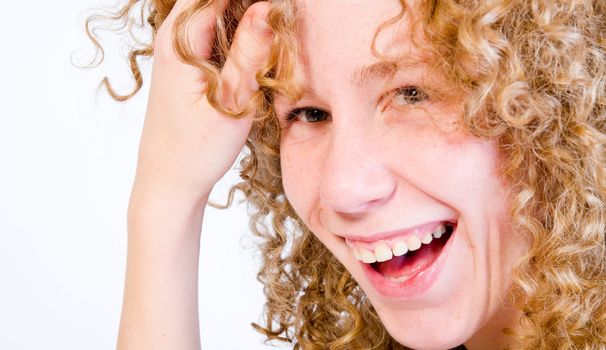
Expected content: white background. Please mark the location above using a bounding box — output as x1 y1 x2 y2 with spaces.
0 1 280 349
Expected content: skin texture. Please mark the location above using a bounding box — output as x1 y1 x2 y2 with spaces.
275 1 529 349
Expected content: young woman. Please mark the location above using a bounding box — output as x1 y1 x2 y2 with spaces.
91 0 606 348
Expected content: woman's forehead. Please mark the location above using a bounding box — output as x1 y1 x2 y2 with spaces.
294 0 415 58
283 0 433 97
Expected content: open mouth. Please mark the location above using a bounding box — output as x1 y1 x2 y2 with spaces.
371 223 454 282
347 221 456 285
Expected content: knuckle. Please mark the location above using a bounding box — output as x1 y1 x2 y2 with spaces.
243 4 264 24
153 14 216 65
233 40 261 69
244 1 270 20
231 31 270 69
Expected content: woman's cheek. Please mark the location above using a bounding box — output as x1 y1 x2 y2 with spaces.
280 141 322 223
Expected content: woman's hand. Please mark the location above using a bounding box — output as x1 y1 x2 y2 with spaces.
118 1 273 349
132 0 273 207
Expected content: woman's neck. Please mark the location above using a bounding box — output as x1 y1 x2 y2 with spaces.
464 305 524 350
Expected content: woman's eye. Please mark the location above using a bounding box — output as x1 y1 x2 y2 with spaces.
286 108 331 123
392 86 428 106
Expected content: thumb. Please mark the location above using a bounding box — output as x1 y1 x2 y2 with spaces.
218 1 273 112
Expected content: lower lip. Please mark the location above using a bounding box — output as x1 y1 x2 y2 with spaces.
360 225 457 299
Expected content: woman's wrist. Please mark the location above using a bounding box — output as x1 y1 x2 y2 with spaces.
127 178 210 237
128 183 209 214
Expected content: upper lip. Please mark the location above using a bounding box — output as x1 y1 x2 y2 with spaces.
339 219 456 244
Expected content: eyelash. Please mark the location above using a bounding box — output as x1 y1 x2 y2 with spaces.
391 86 429 107
285 107 331 123
284 86 428 123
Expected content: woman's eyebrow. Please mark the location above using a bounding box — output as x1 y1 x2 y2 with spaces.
351 61 399 87
289 61 428 103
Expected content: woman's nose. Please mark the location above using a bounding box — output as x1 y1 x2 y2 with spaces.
319 114 396 216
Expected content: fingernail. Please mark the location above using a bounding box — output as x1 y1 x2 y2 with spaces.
252 17 271 34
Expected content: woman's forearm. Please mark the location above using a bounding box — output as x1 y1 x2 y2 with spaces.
117 187 207 350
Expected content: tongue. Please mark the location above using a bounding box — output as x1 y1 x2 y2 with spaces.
375 240 444 279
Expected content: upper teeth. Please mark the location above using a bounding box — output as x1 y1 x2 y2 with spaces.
433 225 446 238
374 242 393 262
360 248 377 263
407 235 422 251
393 241 408 256
351 224 448 263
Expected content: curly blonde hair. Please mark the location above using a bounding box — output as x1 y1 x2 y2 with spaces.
87 0 606 348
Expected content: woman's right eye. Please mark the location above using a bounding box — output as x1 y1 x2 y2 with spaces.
285 107 331 123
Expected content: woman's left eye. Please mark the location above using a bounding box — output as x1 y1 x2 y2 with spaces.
285 107 331 123
391 86 428 106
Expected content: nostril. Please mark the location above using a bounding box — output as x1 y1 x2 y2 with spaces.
365 189 396 209
319 167 396 215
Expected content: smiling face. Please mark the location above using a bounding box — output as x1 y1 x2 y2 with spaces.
274 0 528 349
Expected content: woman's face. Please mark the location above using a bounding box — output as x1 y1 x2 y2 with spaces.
275 0 528 348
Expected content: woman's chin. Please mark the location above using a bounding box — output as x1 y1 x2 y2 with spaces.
378 310 474 350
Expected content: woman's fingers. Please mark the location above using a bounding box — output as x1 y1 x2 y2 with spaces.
219 1 273 111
